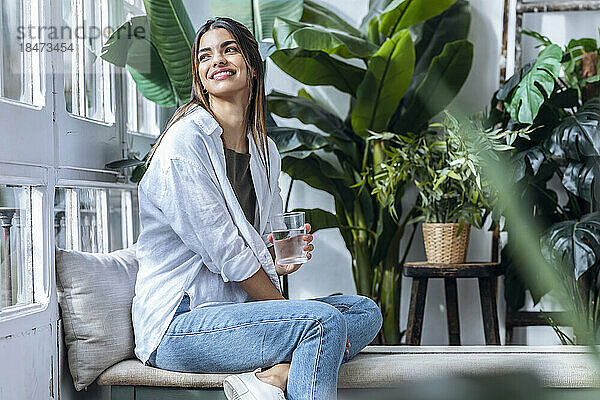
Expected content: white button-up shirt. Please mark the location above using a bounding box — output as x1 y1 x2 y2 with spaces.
132 104 283 363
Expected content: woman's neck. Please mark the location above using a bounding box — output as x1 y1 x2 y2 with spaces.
209 94 249 154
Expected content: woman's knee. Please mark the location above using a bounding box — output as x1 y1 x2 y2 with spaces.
354 295 383 329
299 300 347 338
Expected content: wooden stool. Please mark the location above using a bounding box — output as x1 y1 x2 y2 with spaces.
403 262 505 345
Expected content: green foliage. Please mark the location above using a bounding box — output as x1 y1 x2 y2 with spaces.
367 113 520 227
351 30 415 136
378 0 456 38
491 29 600 343
210 0 303 42
505 44 562 124
268 0 473 344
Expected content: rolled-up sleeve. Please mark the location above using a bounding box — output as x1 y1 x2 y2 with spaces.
158 158 261 283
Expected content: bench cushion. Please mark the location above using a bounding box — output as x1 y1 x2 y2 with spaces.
97 346 600 389
56 246 138 391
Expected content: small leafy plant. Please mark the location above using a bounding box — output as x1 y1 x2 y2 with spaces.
367 112 526 229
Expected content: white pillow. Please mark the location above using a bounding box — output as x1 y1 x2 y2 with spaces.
55 245 138 391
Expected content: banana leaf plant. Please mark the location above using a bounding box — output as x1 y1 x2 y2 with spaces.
488 31 600 344
101 0 303 173
266 0 473 343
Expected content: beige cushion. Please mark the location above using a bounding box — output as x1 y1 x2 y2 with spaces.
56 246 138 391
97 346 600 389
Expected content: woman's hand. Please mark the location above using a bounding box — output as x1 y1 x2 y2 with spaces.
269 223 314 276
345 338 351 355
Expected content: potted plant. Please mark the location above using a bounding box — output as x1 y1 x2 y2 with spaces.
366 112 518 263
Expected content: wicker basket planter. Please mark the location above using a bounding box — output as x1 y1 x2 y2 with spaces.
422 223 471 264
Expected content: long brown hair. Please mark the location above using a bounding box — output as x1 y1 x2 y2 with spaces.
145 17 270 182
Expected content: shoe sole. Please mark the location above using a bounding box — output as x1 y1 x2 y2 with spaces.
223 375 256 400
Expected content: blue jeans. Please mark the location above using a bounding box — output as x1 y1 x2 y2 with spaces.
147 293 383 400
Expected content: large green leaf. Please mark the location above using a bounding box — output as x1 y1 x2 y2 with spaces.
101 16 177 106
210 0 303 42
541 212 600 280
351 30 415 136
143 0 195 103
379 0 456 38
506 44 562 124
511 145 545 182
394 39 473 132
290 207 339 233
562 160 597 202
269 49 365 97
360 0 396 31
300 0 363 38
547 98 600 160
411 0 470 78
268 126 330 153
267 90 348 138
281 152 354 205
273 17 378 59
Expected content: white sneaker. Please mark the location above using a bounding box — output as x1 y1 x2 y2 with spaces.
223 368 287 400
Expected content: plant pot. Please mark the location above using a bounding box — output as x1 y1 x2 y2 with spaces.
422 223 471 264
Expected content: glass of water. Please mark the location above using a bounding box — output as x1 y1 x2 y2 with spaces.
269 211 308 265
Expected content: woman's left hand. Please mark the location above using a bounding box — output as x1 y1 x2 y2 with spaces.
269 223 314 276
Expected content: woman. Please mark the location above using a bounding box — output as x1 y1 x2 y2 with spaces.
132 17 383 400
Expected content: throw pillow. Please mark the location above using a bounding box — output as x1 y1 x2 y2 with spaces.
55 245 138 391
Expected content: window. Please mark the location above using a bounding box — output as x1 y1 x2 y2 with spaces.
55 186 139 253
123 1 174 137
0 0 43 105
0 184 45 311
63 0 115 122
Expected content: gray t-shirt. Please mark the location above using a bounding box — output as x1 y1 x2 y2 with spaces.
224 147 257 229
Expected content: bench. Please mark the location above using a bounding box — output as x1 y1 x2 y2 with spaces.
97 345 600 399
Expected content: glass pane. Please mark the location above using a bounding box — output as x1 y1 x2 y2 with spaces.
1 1 24 101
108 189 124 251
63 0 74 113
79 188 106 253
83 0 101 120
54 188 67 249
0 185 33 310
63 0 114 122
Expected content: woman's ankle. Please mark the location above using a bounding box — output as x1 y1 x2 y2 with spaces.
256 363 290 391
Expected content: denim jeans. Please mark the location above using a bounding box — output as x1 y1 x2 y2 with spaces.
147 293 383 400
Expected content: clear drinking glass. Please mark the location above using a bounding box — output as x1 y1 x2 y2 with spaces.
269 212 307 265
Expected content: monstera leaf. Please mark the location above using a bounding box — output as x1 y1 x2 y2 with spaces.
562 160 598 202
351 29 415 136
547 98 600 160
506 44 562 124
210 0 303 41
541 212 600 280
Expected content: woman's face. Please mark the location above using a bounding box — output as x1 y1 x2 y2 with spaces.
197 28 251 100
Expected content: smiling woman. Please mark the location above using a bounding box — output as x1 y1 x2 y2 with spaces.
132 16 382 400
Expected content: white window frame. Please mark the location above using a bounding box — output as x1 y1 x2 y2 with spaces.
0 0 44 106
